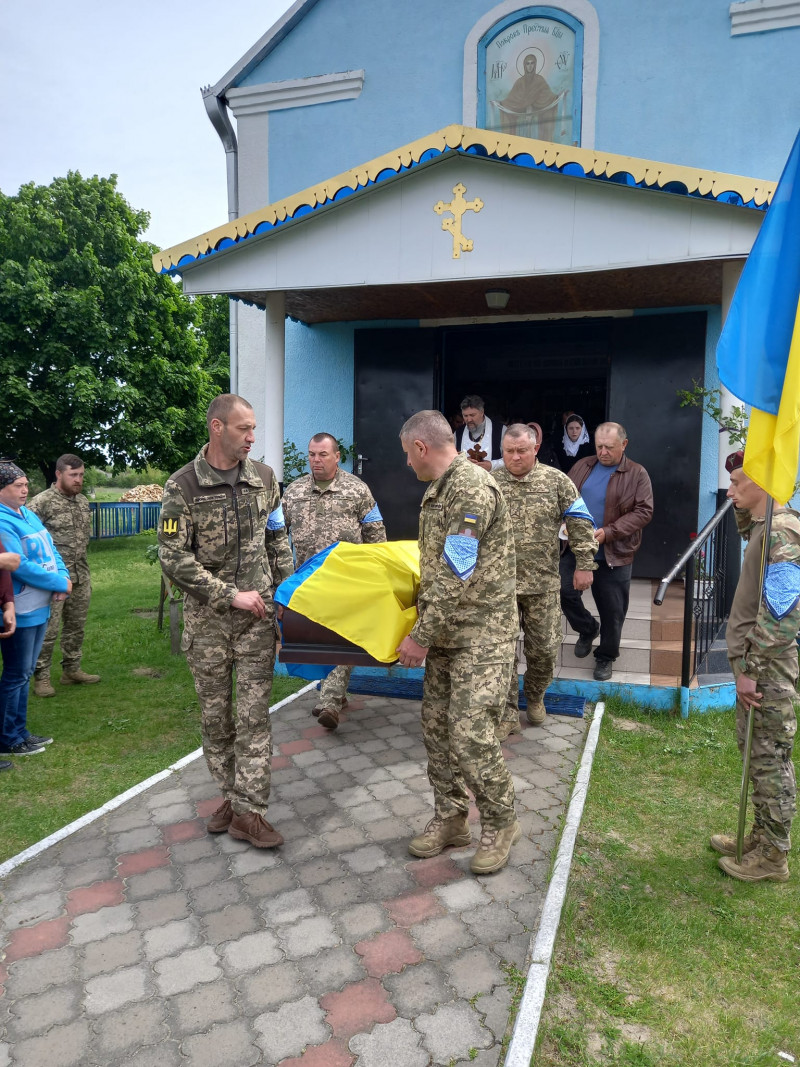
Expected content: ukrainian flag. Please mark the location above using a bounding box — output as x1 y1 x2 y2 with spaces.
275 540 420 664
716 129 800 505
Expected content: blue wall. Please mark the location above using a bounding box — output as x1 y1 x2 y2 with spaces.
240 0 800 202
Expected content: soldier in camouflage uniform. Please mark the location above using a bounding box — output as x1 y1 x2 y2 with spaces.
397 410 521 875
711 450 800 882
159 395 294 849
30 455 100 695
282 432 386 729
494 425 597 738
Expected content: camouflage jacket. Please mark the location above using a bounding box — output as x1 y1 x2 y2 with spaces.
158 447 293 614
727 506 800 680
411 453 517 649
493 462 597 594
282 469 386 566
27 486 91 584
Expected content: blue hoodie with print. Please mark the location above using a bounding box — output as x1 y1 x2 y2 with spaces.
0 502 70 627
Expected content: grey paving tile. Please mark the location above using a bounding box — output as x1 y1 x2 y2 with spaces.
179 1019 262 1067
189 880 243 915
155 945 222 995
228 847 282 877
349 1016 427 1067
341 845 389 874
279 915 340 959
168 978 240 1036
0 866 65 904
70 903 135 945
262 887 316 926
241 865 296 900
445 947 506 998
312 875 365 911
11 1019 91 1067
6 983 82 1039
143 916 201 961
6 945 78 996
416 1002 494 1062
322 826 368 852
433 880 491 913
2 890 65 928
180 857 229 890
202 903 263 946
295 856 346 887
475 984 515 1040
277 835 329 865
220 930 282 973
62 857 116 890
383 961 455 1017
335 902 391 942
461 902 526 943
125 865 179 901
235 960 305 1013
111 826 161 853
79 931 144 979
125 1041 183 1067
410 914 476 960
135 891 191 929
90 998 169 1056
84 964 150 1015
253 996 329 1061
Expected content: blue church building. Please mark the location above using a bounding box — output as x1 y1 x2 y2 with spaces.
154 0 800 579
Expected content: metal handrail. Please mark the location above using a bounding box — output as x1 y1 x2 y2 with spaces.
654 498 733 605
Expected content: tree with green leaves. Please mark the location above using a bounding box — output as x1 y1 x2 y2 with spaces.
0 172 228 484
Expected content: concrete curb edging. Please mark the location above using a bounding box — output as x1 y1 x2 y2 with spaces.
504 700 606 1066
0 680 319 881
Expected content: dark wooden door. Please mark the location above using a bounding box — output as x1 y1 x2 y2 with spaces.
609 312 707 578
354 328 439 540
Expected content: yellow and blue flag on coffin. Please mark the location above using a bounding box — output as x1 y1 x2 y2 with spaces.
275 540 420 666
716 129 800 505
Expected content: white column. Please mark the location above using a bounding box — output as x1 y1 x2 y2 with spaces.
718 260 744 489
263 291 286 480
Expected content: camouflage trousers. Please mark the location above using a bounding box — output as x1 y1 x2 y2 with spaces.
317 665 352 713
731 657 797 851
421 641 517 830
500 590 561 731
183 600 276 817
35 579 92 676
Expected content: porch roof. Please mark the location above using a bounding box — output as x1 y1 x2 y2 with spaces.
152 125 775 279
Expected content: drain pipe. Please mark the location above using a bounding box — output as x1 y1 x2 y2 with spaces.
202 88 239 394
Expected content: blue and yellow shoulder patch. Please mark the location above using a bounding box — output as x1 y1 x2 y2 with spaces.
443 533 479 581
361 503 383 524
267 504 285 531
763 560 800 620
563 496 595 526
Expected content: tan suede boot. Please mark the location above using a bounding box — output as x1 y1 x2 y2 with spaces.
408 814 471 858
710 824 763 857
60 669 101 685
718 841 790 882
526 701 547 725
470 820 522 875
33 674 56 698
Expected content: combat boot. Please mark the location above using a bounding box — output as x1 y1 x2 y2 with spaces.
61 669 101 685
206 798 234 833
495 718 520 742
710 824 763 857
526 701 547 725
33 673 56 698
228 811 284 848
718 840 790 882
317 707 339 730
408 814 471 858
470 820 522 875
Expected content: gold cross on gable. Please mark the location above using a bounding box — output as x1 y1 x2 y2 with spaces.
433 182 484 259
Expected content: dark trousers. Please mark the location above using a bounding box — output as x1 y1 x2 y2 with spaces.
560 549 632 661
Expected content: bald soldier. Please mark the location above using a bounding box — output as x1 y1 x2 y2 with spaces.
397 410 520 875
493 424 597 737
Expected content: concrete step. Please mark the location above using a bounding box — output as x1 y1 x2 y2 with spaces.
559 635 651 674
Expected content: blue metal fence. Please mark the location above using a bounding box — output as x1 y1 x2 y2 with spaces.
89 502 162 539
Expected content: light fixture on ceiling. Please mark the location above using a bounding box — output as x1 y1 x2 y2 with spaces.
485 288 510 310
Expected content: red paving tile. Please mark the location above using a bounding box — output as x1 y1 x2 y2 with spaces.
271 755 292 770
407 854 465 888
301 725 332 740
66 879 125 916
468 802 481 825
354 929 422 978
195 796 225 818
504 731 524 745
384 889 444 928
2 916 71 963
117 846 171 878
501 745 518 760
161 819 206 845
280 739 314 756
320 977 396 1039
279 1039 354 1067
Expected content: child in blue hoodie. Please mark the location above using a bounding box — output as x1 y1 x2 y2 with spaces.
0 461 71 756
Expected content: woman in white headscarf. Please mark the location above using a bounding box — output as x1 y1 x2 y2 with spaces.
553 413 593 473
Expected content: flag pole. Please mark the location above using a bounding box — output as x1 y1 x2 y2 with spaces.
735 494 774 863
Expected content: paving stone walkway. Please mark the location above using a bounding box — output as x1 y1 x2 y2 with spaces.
0 689 587 1067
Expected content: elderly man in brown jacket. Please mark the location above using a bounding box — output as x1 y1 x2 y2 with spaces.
559 422 653 681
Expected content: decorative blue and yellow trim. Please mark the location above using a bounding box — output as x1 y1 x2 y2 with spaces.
152 125 776 275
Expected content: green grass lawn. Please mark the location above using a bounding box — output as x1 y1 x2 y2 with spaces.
533 698 800 1066
2 533 304 863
